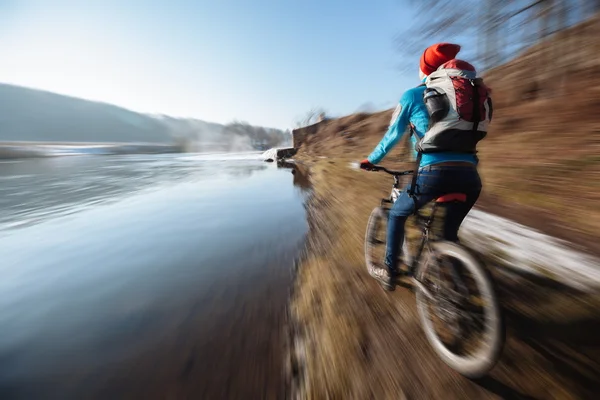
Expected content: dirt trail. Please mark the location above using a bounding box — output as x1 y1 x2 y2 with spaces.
290 158 600 400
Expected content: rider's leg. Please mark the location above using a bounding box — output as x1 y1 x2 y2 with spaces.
385 169 442 271
441 167 482 242
384 191 413 271
443 194 480 242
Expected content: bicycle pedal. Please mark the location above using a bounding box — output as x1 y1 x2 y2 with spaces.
394 275 414 289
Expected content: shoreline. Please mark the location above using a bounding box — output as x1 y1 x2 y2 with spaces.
289 156 600 399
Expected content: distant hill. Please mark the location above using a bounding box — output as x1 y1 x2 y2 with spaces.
0 83 290 149
0 84 171 143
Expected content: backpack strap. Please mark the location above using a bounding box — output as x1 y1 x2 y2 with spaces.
407 84 426 212
407 123 422 214
471 79 480 133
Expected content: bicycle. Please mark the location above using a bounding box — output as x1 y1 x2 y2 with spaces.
363 164 504 378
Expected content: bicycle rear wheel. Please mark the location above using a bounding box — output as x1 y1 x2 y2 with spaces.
415 241 504 378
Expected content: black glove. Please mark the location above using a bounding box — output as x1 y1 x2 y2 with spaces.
360 159 375 170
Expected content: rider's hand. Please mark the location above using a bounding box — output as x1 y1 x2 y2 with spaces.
360 159 375 171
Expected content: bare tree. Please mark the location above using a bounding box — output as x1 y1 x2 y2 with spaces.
395 0 592 73
395 0 478 71
223 121 289 149
294 107 328 128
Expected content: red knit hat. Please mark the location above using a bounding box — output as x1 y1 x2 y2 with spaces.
420 43 461 76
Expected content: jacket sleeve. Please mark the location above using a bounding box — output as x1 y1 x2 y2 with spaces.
367 91 413 164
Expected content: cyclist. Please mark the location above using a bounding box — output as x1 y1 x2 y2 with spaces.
360 43 483 291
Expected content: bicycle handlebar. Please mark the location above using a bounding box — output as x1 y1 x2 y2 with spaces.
363 165 414 176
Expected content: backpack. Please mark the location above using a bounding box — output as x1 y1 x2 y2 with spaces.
417 59 493 154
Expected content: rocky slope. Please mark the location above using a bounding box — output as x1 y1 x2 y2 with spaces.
292 15 600 254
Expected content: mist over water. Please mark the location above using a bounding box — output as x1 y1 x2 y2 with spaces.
155 116 291 153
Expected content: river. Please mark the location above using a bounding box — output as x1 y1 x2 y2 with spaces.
0 152 308 399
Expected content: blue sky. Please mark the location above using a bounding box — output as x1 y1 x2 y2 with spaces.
0 0 428 129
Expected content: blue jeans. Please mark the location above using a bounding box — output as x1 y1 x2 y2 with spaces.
385 165 482 270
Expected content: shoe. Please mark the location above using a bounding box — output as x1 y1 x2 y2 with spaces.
370 264 398 292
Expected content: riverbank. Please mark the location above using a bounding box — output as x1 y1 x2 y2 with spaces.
289 156 600 399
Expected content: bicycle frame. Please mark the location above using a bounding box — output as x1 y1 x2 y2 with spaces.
366 164 463 298
391 196 459 302
380 175 403 206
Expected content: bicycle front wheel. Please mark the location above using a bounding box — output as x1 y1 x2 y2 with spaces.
415 241 504 378
366 207 414 275
364 207 388 277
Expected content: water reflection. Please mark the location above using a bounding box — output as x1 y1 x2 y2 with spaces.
221 163 268 178
277 160 311 191
0 154 275 231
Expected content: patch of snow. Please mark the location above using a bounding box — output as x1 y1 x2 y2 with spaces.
461 209 600 291
261 148 279 162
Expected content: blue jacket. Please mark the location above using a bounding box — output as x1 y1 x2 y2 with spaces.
367 85 478 168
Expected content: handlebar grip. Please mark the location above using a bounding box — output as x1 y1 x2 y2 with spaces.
359 163 378 171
